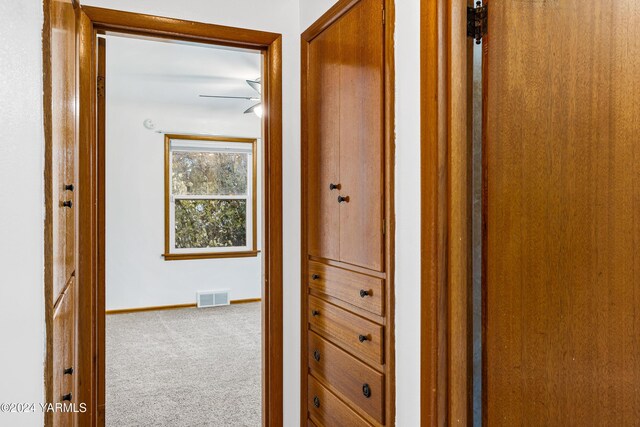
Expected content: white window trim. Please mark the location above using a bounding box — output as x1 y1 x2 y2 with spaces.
167 138 254 255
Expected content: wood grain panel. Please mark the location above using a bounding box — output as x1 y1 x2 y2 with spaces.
308 331 385 423
338 0 385 272
308 375 372 427
306 20 341 262
308 295 383 366
484 0 640 424
52 281 75 427
308 260 384 316
50 0 77 305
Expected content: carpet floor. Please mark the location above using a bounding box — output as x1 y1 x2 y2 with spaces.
106 303 261 427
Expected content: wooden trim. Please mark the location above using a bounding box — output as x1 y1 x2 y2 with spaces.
231 298 262 305
301 0 361 41
162 251 260 261
300 0 395 425
105 298 262 315
42 1 54 425
420 0 473 425
81 6 279 49
76 8 283 426
106 303 196 315
163 134 258 259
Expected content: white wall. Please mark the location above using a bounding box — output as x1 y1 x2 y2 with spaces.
299 1 422 425
105 37 264 311
83 0 302 424
0 2 46 427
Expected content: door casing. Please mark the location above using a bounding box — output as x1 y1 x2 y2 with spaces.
74 6 284 426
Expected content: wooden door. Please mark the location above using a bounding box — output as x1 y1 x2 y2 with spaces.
306 0 384 271
52 280 75 427
338 0 384 272
483 0 640 424
307 18 341 263
50 0 77 304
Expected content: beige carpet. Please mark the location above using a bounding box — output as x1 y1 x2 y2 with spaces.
106 303 261 426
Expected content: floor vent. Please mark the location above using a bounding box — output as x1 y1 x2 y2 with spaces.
197 290 230 308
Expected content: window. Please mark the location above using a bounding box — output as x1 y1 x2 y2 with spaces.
164 135 257 260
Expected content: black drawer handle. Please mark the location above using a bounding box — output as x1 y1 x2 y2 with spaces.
337 195 349 203
362 383 371 398
358 334 369 343
313 350 321 362
312 310 320 317
329 183 340 190
63 367 74 375
311 274 320 280
359 289 370 298
62 200 73 208
313 396 320 408
62 393 72 402
64 184 74 191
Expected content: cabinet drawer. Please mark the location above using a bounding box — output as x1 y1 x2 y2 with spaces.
308 261 384 316
308 295 383 366
308 375 371 427
308 331 384 423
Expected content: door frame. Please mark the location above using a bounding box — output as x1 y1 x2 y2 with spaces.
75 7 283 426
300 0 396 425
420 0 473 425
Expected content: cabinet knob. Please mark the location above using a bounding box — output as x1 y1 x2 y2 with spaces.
62 393 72 402
337 195 349 203
362 383 372 398
63 367 74 375
64 184 74 191
329 183 340 190
359 289 370 298
312 310 320 317
358 334 369 343
313 396 320 408
311 274 320 280
313 350 321 362
62 200 73 208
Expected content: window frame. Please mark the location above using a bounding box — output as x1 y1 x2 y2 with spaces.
163 134 258 261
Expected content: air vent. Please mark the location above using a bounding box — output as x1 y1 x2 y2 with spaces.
197 290 230 308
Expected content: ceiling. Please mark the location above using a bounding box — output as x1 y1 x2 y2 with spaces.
106 34 262 113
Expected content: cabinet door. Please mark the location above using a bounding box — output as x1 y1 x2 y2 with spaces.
52 280 75 427
338 0 385 272
51 0 77 303
307 20 341 262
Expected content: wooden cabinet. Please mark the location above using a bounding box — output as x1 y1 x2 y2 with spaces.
50 0 77 304
302 0 392 425
46 0 79 424
52 281 75 427
306 0 384 273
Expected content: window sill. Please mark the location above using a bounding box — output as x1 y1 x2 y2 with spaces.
162 250 260 261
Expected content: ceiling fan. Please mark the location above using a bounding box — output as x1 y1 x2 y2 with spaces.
199 78 262 117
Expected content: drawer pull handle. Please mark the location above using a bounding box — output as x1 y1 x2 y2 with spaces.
313 350 321 362
329 183 340 190
311 274 320 280
359 289 370 298
62 393 72 402
312 310 320 317
62 200 73 208
313 396 320 408
358 334 369 343
63 367 74 375
362 383 371 398
64 184 74 191
337 195 349 203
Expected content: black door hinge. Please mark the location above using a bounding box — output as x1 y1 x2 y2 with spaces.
467 2 487 44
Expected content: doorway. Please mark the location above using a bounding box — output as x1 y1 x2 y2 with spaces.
101 33 265 425
74 7 283 426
